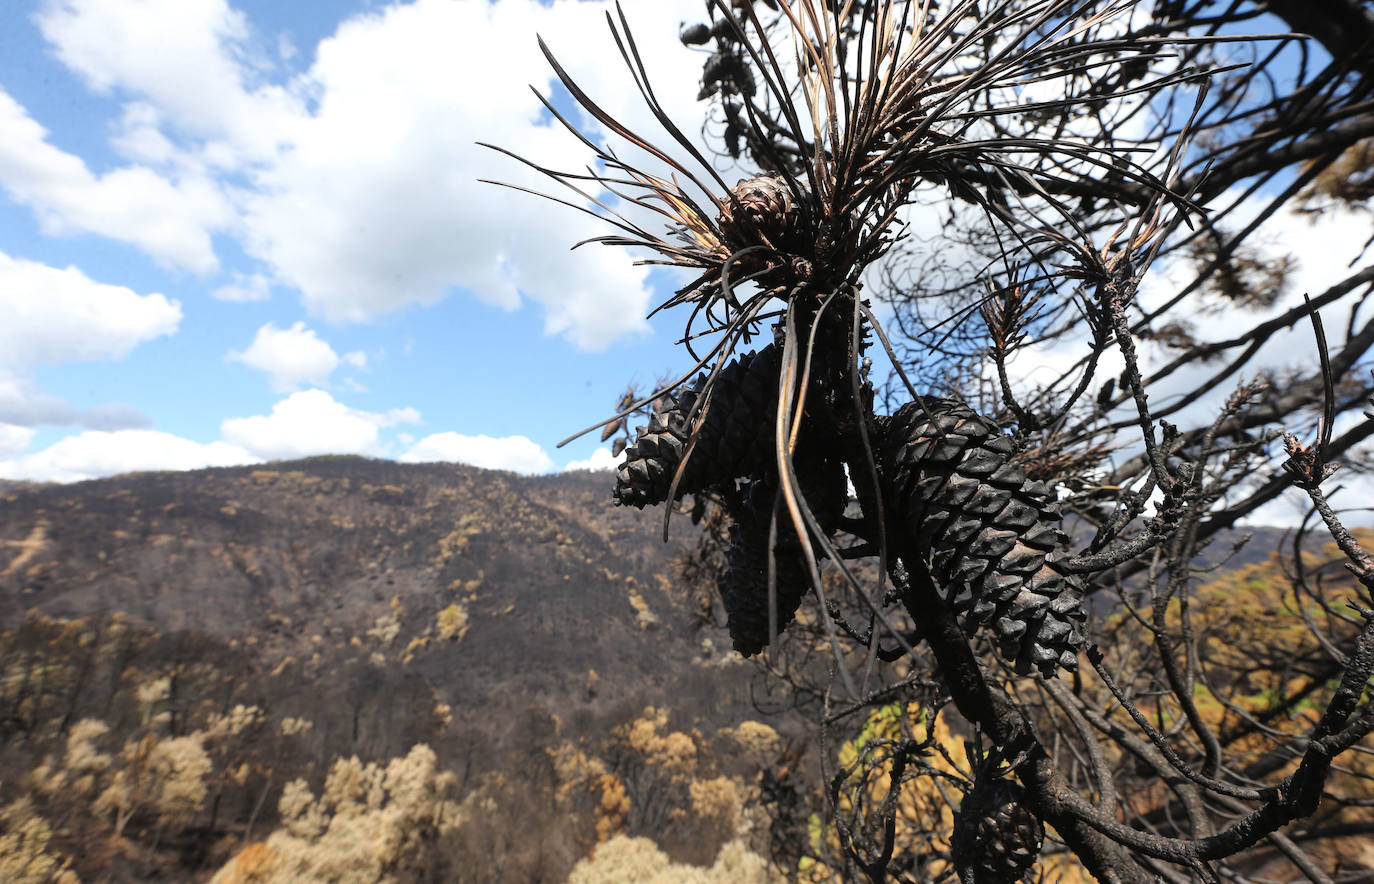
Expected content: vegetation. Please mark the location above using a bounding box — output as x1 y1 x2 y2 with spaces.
0 459 798 881
0 610 793 881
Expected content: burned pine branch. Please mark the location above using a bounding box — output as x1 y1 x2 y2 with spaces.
489 0 1374 880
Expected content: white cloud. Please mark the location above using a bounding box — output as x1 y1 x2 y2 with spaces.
234 0 682 346
110 102 177 165
0 250 182 371
0 423 597 484
221 389 419 460
34 0 301 162
0 385 439 482
228 321 349 392
0 88 229 272
1007 193 1374 435
213 272 272 302
0 424 36 459
562 447 619 472
997 194 1374 528
31 0 707 349
1241 474 1374 529
400 432 553 475
0 251 172 431
0 429 256 483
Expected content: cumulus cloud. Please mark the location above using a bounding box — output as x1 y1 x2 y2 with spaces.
1242 478 1374 528
0 251 173 431
228 322 354 392
110 101 179 165
0 374 152 430
0 250 182 370
399 432 554 475
997 194 1374 528
0 88 229 272
0 388 432 482
1004 193 1372 422
1127 195 1374 434
30 0 707 349
221 389 419 460
234 0 681 345
34 0 301 161
0 424 36 459
0 419 562 482
562 447 619 472
0 429 256 484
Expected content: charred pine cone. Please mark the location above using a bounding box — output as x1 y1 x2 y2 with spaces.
717 173 806 252
720 479 810 656
951 777 1043 884
613 344 781 509
716 174 813 286
884 398 1086 678
720 450 847 656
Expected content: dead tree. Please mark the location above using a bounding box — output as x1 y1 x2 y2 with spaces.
491 1 1374 880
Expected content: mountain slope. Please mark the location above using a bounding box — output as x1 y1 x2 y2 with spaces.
0 457 746 728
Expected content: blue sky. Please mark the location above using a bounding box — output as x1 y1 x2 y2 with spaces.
0 0 715 481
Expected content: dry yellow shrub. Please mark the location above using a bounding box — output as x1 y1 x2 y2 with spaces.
206 705 263 740
434 703 453 728
367 612 401 647
149 735 214 827
210 744 463 884
0 799 71 884
689 776 741 836
594 774 630 843
567 835 781 884
278 717 313 737
720 721 781 766
95 732 212 834
30 718 111 799
212 842 279 884
549 744 608 804
803 703 969 881
135 677 170 724
1034 849 1096 883
626 587 659 628
64 719 112 777
622 707 697 779
436 603 468 641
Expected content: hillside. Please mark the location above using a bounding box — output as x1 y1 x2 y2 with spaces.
0 457 748 721
0 455 1306 674
0 458 789 882
0 457 1335 882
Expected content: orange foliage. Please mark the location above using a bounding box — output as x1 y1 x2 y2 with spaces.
594 773 630 843
212 842 279 884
